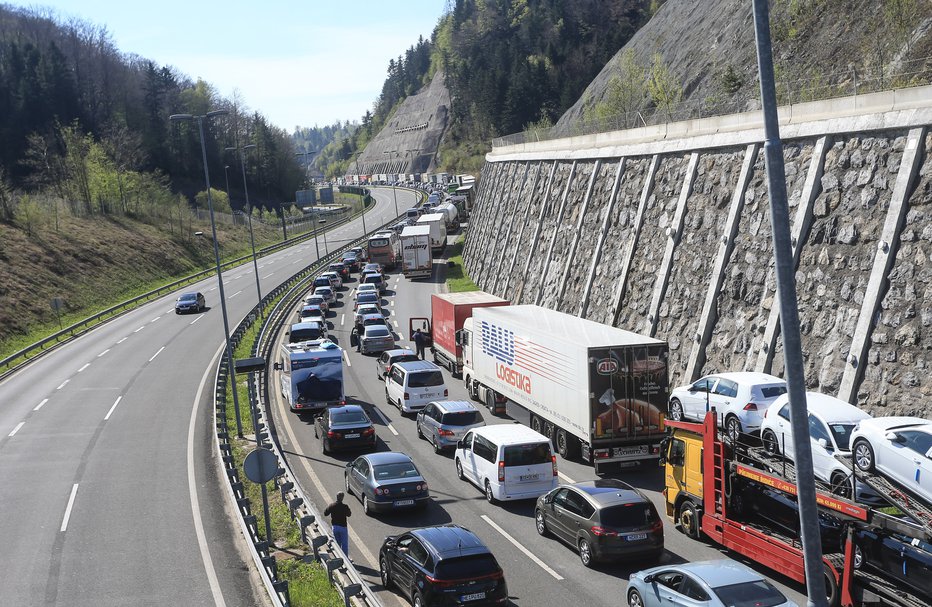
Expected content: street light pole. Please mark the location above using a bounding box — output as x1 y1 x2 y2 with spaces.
223 165 231 223
227 143 263 318
352 151 368 236
319 219 328 255
384 150 400 218
170 110 244 438
311 213 321 261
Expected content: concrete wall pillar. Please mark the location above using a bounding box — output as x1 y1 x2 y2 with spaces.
511 162 559 301
579 159 626 317
476 162 530 290
684 144 760 381
838 127 927 403
492 162 542 296
610 155 661 326
755 135 831 372
464 162 503 273
534 161 578 305
557 161 602 307
646 153 700 336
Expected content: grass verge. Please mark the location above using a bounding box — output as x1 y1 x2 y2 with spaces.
444 235 479 292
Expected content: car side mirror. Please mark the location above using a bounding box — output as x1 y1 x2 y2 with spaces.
273 362 282 371
643 574 655 584
817 438 829 450
457 440 465 449
885 432 905 443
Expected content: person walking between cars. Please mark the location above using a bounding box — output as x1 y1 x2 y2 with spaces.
324 491 352 558
413 328 426 360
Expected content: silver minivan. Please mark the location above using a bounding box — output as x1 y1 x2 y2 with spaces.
416 400 486 453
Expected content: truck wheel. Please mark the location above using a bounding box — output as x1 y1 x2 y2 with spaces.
556 429 579 460
484 390 496 414
530 415 543 435
677 501 701 540
824 563 840 607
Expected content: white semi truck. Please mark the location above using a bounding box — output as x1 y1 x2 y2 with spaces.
416 213 447 252
459 304 670 470
400 225 432 279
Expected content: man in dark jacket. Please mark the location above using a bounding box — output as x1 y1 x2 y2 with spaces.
413 328 426 360
324 491 352 558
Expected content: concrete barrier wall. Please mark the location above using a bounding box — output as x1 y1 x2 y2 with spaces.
466 94 932 416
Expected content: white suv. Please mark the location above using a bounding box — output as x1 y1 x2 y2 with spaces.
669 371 787 440
760 392 878 501
385 360 447 414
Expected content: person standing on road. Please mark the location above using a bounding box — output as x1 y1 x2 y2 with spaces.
413 328 426 360
324 491 352 558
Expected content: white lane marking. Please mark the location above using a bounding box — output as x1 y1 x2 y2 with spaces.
57 380 69 390
190 315 204 325
229 290 242 298
371 407 399 436
558 471 576 484
340 314 345 326
133 326 145 333
292 260 301 265
8 422 25 437
97 349 110 358
104 396 123 421
208 287 217 292
342 351 352 367
481 514 564 580
263 273 274 279
149 346 165 362
77 363 90 373
393 320 399 328
397 332 405 341
167 308 175 314
116 337 127 344
151 316 161 323
190 341 228 606
34 398 49 411
60 484 79 532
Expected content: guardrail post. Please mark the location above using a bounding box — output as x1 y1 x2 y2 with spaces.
343 583 363 607
322 555 344 586
311 535 329 561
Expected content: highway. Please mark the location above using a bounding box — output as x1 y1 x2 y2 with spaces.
267 234 812 607
0 187 420 606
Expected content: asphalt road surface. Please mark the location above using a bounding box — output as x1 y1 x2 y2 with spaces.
0 187 420 606
267 232 812 607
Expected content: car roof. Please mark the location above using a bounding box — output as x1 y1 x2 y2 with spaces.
361 313 384 320
357 293 379 300
363 451 414 466
384 348 416 357
411 525 490 559
706 371 785 385
431 400 479 413
363 324 391 334
471 423 550 444
179 292 200 298
568 479 649 507
770 391 871 423
329 404 365 416
657 560 765 587
291 321 322 330
394 360 442 373
858 417 932 433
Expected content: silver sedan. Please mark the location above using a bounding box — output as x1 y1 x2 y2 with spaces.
627 560 797 607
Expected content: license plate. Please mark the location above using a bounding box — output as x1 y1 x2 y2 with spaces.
344 433 360 439
519 474 540 481
462 592 486 601
394 499 414 506
614 446 648 457
627 533 648 541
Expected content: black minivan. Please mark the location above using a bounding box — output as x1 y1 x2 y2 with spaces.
380 525 507 606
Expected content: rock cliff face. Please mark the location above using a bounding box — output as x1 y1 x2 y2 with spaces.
465 95 932 417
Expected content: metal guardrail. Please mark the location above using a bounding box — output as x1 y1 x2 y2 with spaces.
0 203 372 380
214 189 424 606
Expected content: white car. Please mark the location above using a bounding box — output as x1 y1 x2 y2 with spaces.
669 372 787 440
302 293 329 313
313 286 335 305
850 417 932 505
320 271 343 289
354 283 378 300
760 392 878 501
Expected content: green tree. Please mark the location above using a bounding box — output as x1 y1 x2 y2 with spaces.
646 53 683 121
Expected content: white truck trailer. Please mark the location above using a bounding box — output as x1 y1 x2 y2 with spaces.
459 305 670 470
400 225 432 279
416 212 447 252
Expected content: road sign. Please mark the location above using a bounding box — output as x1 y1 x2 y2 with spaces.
244 448 278 484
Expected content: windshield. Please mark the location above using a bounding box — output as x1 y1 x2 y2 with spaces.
331 409 368 424
366 327 390 337
290 328 321 342
373 462 419 480
179 294 197 301
713 580 787 607
369 238 389 248
755 384 788 399
441 411 482 426
407 371 443 387
503 443 551 466
828 423 857 450
358 294 378 303
291 359 342 403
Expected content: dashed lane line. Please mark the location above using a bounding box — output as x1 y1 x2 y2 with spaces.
342 351 352 367
34 398 48 411
133 326 145 333
481 514 564 580
263 273 274 279
370 407 399 436
229 290 242 298
77 363 90 373
8 422 25 437
57 380 69 390
558 471 576 484
190 315 205 325
97 349 110 358
60 484 79 532
104 396 123 421
150 316 161 323
116 337 127 344
149 346 165 362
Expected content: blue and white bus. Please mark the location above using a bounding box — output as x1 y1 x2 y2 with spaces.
277 340 345 413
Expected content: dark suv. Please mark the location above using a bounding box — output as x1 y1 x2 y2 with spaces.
535 479 664 567
380 525 507 606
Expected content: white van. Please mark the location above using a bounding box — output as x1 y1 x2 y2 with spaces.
454 424 558 503
384 360 448 414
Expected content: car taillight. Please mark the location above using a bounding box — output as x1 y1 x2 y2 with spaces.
362 427 375 436
443 389 448 397
744 402 758 411
416 483 428 492
327 431 338 439
404 392 410 400
438 429 455 437
424 575 458 588
552 455 558 476
590 526 618 537
374 486 389 496
498 461 505 482
650 518 664 532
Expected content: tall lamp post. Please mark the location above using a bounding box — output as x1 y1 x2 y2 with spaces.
170 109 244 438
351 151 368 236
227 143 263 317
384 150 400 218
319 219 328 255
223 165 232 222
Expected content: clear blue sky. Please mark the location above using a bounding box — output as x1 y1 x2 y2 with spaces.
9 1 447 132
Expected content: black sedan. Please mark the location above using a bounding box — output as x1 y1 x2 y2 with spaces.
314 405 376 454
344 452 429 515
854 528 932 602
175 292 205 314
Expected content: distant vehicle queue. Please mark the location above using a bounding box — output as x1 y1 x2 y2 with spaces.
266 189 931 607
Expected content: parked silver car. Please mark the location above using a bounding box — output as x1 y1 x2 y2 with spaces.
359 324 394 355
416 400 486 453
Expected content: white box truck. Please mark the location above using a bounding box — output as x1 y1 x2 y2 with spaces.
416 212 447 252
400 225 432 279
459 305 670 471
